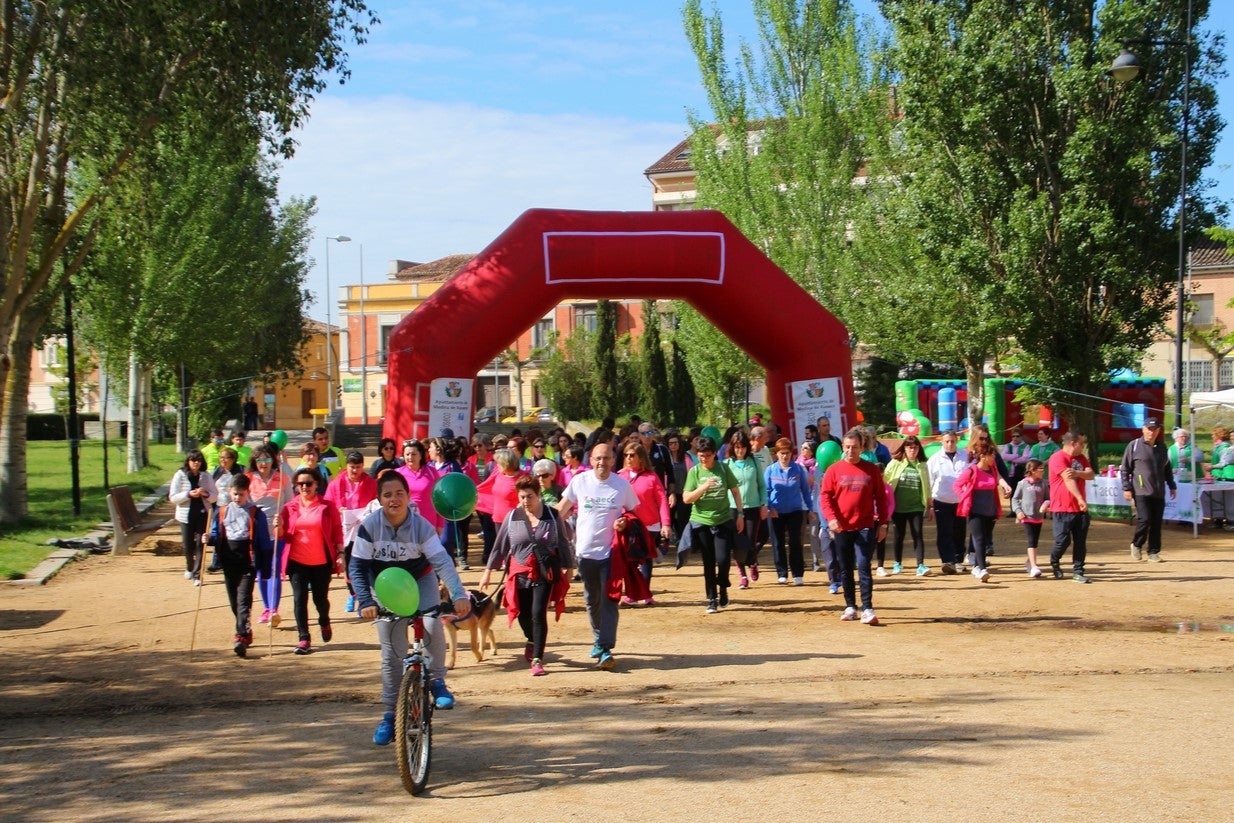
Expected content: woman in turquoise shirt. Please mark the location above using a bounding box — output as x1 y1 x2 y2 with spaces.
724 431 767 589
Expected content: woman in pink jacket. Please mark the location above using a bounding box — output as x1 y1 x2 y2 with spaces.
617 440 672 605
954 442 1001 584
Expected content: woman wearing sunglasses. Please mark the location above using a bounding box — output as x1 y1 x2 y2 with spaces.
368 437 404 478
278 467 344 654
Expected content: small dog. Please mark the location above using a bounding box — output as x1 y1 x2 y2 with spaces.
439 584 498 669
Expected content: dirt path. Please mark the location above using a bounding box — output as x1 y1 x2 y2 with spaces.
1 515 1232 822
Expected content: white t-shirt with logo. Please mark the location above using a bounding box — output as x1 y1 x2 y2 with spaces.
562 470 640 561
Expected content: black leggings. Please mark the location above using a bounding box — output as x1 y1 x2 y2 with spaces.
180 515 207 577
516 580 551 660
891 510 926 565
286 559 331 642
772 510 805 578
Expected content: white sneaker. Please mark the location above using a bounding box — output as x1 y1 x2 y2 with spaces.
1130 542 1142 561
777 576 788 584
792 576 804 586
972 566 990 582
875 566 888 577
840 606 858 621
184 571 193 580
193 578 202 587
860 608 878 625
1028 566 1043 578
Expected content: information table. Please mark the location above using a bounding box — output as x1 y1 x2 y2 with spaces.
1088 477 1234 529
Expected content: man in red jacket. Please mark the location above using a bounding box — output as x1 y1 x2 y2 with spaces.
819 429 889 625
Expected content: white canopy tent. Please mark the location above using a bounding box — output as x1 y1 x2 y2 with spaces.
1187 390 1234 535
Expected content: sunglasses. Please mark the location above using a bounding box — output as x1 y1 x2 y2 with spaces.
295 481 316 488
257 458 272 463
535 473 552 479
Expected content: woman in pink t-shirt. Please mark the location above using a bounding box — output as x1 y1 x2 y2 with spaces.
279 467 344 655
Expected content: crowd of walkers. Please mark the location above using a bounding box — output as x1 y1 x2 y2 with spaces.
171 413 1177 745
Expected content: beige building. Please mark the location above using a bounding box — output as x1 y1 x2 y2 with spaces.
1144 238 1234 394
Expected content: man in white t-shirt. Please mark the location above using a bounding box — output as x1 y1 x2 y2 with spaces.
557 442 639 671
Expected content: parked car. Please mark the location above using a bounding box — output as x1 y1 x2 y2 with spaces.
474 406 515 425
501 407 549 424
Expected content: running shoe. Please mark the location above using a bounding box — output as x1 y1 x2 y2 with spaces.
860 608 878 625
321 623 333 643
429 679 455 709
941 563 957 575
738 576 749 590
1028 565 1043 578
840 606 858 621
875 566 888 577
642 598 656 606
916 564 931 576
792 576 804 586
777 576 788 584
829 583 840 594
258 609 271 624
233 635 248 657
972 566 990 583
589 642 604 659
597 651 616 670
892 562 903 574
345 595 356 613
1130 542 1142 561
705 599 718 614
750 564 760 581
373 712 395 746
1051 562 1063 580
621 596 636 605
294 639 311 655
1148 553 1164 563
1073 572 1091 584
530 658 546 676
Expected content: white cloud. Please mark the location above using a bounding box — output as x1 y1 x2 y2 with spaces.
276 95 688 317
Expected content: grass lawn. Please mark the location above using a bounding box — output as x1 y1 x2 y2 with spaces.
0 441 182 580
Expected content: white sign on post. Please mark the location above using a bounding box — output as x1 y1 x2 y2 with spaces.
429 378 473 438
789 377 845 445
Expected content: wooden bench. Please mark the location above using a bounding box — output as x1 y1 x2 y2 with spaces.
107 486 169 556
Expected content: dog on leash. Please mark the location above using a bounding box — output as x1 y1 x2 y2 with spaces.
439 584 498 669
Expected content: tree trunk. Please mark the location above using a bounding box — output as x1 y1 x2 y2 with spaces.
0 324 36 523
142 366 154 464
127 350 144 472
964 359 985 432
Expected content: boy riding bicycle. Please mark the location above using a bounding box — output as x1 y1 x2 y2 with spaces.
350 471 470 745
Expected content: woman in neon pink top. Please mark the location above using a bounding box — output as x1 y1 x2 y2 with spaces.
279 467 344 654
954 442 1001 583
617 440 671 605
397 439 443 533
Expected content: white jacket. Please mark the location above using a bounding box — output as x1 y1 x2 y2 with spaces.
169 469 218 524
927 448 969 504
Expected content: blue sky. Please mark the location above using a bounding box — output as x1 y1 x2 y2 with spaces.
277 1 1234 324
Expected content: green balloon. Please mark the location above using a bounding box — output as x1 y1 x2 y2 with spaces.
701 425 721 442
815 440 842 470
432 472 478 521
269 429 288 449
373 567 420 616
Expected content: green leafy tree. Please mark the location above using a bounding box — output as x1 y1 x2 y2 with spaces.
78 125 315 467
675 304 756 424
680 0 893 413
668 338 699 428
878 0 1224 457
0 0 374 522
638 301 672 426
538 329 596 422
592 301 620 419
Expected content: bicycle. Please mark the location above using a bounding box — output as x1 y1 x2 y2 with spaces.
388 603 448 795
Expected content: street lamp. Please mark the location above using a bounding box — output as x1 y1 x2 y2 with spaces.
325 234 351 416
358 243 369 425
1110 1 1192 425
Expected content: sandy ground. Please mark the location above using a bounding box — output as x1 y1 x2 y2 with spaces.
1 513 1232 823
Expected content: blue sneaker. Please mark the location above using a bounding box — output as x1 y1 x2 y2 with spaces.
345 595 356 613
589 642 604 659
373 712 395 746
597 651 616 670
429 679 455 710
829 583 840 594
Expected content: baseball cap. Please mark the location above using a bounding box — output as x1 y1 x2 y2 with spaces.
1143 418 1162 429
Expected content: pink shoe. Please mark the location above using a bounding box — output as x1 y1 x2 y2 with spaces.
620 596 636 605
642 597 655 606
530 659 546 676
257 609 271 624
738 576 749 589
750 564 760 581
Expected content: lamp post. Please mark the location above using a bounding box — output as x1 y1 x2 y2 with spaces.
358 243 368 425
324 234 351 416
1110 0 1192 425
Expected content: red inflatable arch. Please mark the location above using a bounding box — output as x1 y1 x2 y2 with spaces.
384 209 854 441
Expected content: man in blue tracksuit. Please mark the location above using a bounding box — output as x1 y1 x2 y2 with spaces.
1119 417 1176 563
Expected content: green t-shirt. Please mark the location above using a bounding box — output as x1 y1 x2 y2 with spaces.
685 462 738 525
893 464 924 513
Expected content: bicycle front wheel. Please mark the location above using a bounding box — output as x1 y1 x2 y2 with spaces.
394 665 433 795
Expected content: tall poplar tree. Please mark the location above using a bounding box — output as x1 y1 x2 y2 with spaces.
592 300 620 418
876 0 1224 450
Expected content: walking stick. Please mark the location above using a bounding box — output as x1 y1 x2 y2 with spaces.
189 503 214 662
